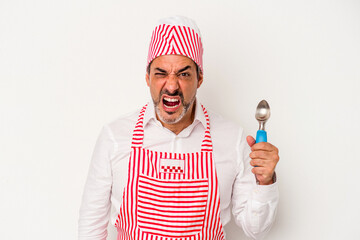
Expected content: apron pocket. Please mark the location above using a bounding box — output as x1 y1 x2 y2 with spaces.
137 174 209 238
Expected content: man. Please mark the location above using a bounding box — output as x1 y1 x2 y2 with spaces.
79 16 279 240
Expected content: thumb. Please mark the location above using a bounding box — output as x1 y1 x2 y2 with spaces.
246 135 256 148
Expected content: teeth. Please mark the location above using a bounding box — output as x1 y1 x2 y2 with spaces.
164 97 179 102
164 104 178 108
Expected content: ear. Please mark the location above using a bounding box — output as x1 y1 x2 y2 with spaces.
197 71 203 88
146 72 150 87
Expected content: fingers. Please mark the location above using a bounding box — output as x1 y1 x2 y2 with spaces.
246 135 256 147
249 142 280 185
250 151 279 168
250 151 279 162
251 142 279 153
251 166 268 176
251 166 274 184
250 158 277 171
250 158 267 167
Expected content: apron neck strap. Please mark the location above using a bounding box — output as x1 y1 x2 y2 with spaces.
131 104 213 152
200 104 213 152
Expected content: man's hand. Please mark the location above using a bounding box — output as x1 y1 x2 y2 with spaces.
246 136 279 185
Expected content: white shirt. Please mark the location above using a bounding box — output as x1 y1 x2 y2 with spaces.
78 100 279 240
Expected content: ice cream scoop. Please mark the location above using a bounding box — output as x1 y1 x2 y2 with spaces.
255 100 271 143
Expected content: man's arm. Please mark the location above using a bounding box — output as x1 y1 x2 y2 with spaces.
78 126 114 240
231 131 279 240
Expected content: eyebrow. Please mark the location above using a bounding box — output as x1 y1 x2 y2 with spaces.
177 66 191 73
154 66 192 74
154 68 167 73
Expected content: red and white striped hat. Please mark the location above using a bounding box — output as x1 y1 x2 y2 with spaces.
147 16 204 72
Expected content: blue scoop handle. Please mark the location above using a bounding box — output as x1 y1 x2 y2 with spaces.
256 130 267 143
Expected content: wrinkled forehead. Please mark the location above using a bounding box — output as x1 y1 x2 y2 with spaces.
151 55 196 68
148 55 199 75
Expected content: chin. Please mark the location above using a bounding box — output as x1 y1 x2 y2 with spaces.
156 107 186 125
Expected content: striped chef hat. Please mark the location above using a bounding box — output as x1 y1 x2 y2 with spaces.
147 16 204 73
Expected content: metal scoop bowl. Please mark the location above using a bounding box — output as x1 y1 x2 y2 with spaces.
255 100 271 143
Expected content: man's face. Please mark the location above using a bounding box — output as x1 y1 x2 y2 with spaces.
146 55 203 125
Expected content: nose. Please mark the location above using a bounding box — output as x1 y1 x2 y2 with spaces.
165 74 179 94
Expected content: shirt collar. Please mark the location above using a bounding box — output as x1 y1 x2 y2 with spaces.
143 98 207 129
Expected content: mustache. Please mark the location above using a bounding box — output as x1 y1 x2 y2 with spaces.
160 90 184 104
161 90 183 97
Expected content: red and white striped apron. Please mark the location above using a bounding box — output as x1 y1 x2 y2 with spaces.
115 104 225 240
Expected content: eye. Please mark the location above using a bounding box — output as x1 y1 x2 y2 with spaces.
155 72 166 77
180 72 190 77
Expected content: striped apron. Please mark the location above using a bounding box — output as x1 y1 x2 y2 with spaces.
115 104 225 240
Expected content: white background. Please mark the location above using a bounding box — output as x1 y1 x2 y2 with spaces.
1 0 359 239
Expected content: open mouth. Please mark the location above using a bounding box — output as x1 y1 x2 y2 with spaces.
162 96 181 110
